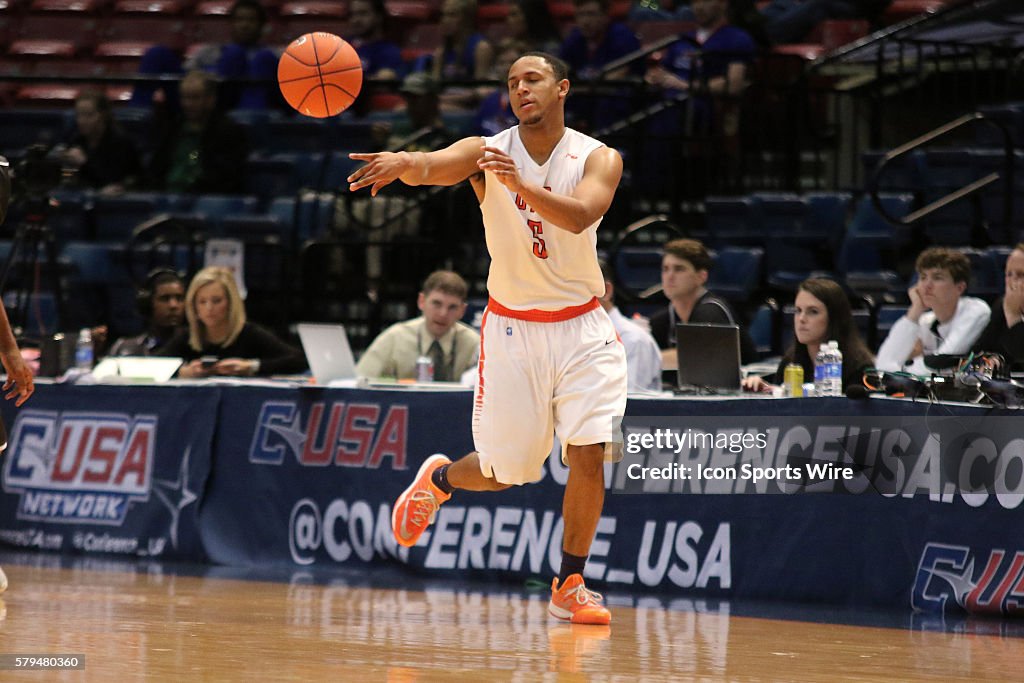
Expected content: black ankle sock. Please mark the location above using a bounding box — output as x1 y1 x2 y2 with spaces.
431 464 454 495
558 551 588 584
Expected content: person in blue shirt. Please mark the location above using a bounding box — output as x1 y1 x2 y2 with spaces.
643 0 756 195
347 0 404 80
558 0 642 131
131 0 279 111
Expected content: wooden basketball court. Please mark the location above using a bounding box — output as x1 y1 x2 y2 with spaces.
0 557 1022 681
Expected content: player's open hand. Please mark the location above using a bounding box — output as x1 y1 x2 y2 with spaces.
1 348 34 406
347 151 411 196
478 146 523 193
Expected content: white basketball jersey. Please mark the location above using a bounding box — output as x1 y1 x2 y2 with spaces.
480 126 607 311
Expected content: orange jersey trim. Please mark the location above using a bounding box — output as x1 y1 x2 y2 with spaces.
487 297 600 323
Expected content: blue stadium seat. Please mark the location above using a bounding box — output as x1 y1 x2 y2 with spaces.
706 196 762 246
976 104 1024 148
843 270 905 300
61 241 128 284
955 247 1001 299
921 196 974 246
228 109 272 151
270 151 327 191
335 120 379 152
245 156 298 197
921 148 976 190
747 303 777 357
265 118 333 153
320 151 362 192
48 188 92 241
93 192 161 241
219 214 289 239
847 193 914 242
192 194 259 220
709 247 763 303
862 149 922 193
989 245 1014 274
805 191 852 246
614 246 662 294
0 108 70 153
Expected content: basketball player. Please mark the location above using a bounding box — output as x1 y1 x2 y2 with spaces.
348 52 627 625
0 156 37 593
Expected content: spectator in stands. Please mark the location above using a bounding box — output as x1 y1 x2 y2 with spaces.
559 0 642 130
642 0 757 195
132 0 278 111
347 0 405 80
507 0 563 54
973 243 1024 372
599 259 662 391
60 90 142 196
385 72 452 150
474 39 529 136
646 0 756 100
146 71 249 194
648 238 758 368
416 0 494 110
356 270 479 381
876 247 991 375
743 277 874 392
759 0 891 45
106 269 186 357
157 266 306 378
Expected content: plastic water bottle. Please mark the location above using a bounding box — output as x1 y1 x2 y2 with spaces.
814 344 829 396
827 340 843 397
75 327 94 370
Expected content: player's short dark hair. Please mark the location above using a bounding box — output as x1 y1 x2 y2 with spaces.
518 51 570 82
915 247 971 285
422 270 469 301
663 238 713 273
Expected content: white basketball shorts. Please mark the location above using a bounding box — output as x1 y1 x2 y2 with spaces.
471 297 628 485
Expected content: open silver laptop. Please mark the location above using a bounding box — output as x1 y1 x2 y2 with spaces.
675 323 742 394
92 356 183 383
297 323 357 384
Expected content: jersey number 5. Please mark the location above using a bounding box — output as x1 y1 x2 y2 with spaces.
528 219 548 259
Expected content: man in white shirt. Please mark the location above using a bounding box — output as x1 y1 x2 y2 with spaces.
598 259 662 391
876 247 991 375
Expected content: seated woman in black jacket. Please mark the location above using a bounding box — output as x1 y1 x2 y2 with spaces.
157 266 306 378
743 277 874 393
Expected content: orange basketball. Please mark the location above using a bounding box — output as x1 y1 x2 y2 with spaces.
278 33 363 118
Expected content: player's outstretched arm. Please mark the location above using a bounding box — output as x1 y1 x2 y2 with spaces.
0 304 33 406
348 137 485 196
478 145 622 234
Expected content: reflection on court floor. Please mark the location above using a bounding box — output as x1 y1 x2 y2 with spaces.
0 552 1023 681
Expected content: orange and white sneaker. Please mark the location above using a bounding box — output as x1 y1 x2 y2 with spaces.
392 454 452 547
548 574 611 625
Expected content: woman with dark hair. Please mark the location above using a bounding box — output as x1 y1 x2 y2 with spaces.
62 90 142 194
743 278 874 393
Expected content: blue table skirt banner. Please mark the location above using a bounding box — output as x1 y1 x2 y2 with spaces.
3 383 1024 617
0 385 218 562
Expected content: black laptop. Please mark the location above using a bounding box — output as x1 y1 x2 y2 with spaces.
675 323 742 393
